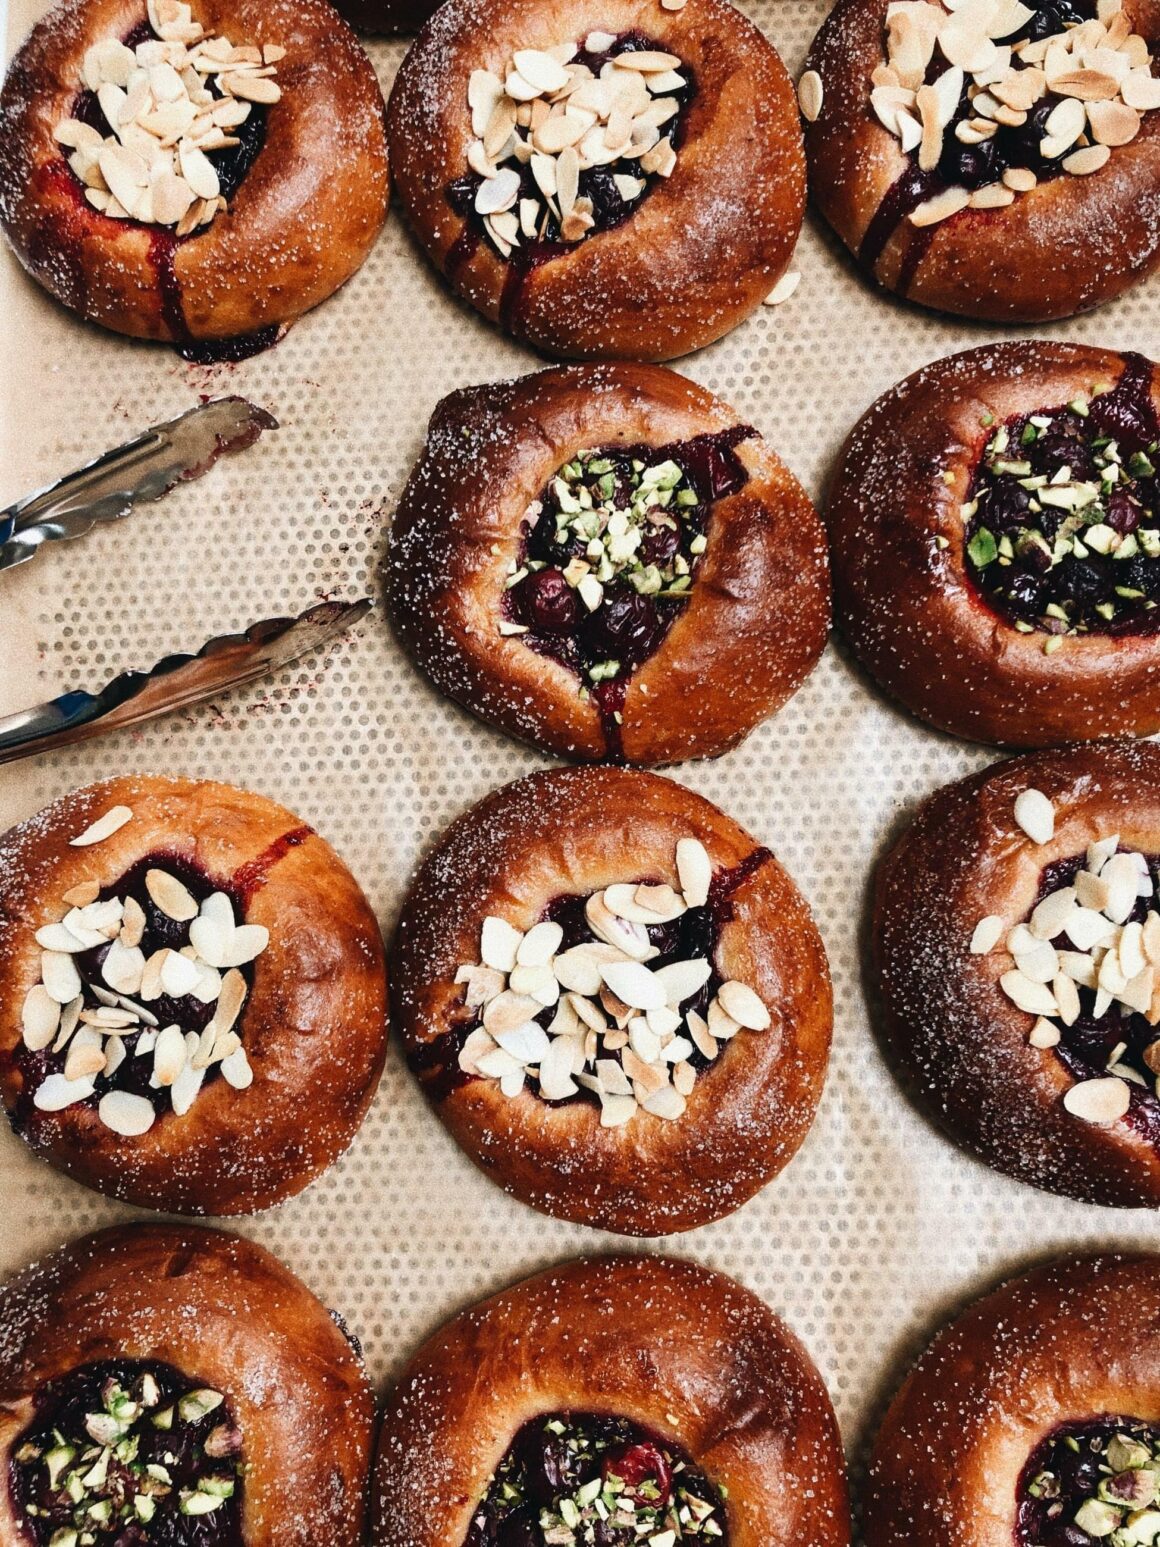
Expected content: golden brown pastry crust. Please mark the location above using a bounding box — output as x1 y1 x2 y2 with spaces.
392 766 833 1235
804 0 1160 321
385 0 805 360
864 1252 1160 1547
828 341 1160 747
0 1222 374 1547
388 363 830 766
373 1254 850 1547
0 0 390 343
0 775 388 1215
874 740 1160 1208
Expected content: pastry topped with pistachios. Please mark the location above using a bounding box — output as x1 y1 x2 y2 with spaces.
0 0 389 356
385 0 806 359
393 767 832 1235
875 739 1160 1208
829 341 1160 747
0 776 388 1216
803 0 1160 321
0 1223 375 1547
388 362 830 767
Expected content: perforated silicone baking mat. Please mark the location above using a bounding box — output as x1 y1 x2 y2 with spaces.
3 0 1160 1493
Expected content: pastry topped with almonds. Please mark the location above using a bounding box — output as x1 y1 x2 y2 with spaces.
375 1255 850 1547
829 341 1160 747
0 775 388 1215
803 0 1160 320
393 766 832 1234
0 1222 375 1547
385 0 805 359
864 1252 1160 1547
874 739 1160 1208
388 362 830 766
0 0 389 357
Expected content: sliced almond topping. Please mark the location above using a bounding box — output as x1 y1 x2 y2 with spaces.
675 837 711 907
145 867 199 922
717 980 771 1030
21 985 61 1051
970 914 1005 954
1062 142 1111 173
797 69 823 122
910 186 971 226
1013 788 1055 844
99 1089 157 1136
1063 1076 1131 1123
70 805 133 847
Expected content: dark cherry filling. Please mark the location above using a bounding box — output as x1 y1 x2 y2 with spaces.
500 426 754 754
963 356 1160 636
444 32 694 322
859 0 1098 274
9 1358 244 1546
1017 1417 1160 1547
1031 854 1160 1147
408 846 769 1102
10 853 249 1134
464 1412 726 1547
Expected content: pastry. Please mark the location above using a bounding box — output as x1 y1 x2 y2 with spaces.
0 0 390 358
865 1251 1160 1547
0 1221 373 1546
802 0 1160 321
874 739 1160 1207
829 341 1160 746
385 0 805 359
388 363 830 765
393 766 832 1235
0 775 388 1215
374 1253 850 1547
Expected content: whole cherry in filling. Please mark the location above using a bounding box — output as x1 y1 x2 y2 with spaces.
963 356 1160 639
464 1412 726 1546
9 1357 244 1545
503 426 756 695
1017 1417 1160 1547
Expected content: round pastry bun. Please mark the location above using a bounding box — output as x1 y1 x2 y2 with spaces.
829 341 1160 747
388 362 830 766
865 1252 1160 1547
0 775 388 1215
0 0 390 344
804 0 1160 321
392 766 833 1235
874 739 1160 1208
0 1222 374 1547
374 1253 850 1547
386 0 805 359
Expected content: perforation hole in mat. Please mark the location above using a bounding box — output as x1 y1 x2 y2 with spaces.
3 0 1160 1491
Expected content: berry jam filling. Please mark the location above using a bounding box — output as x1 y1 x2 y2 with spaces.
446 32 693 269
13 852 262 1136
464 1412 726 1546
1017 1417 1160 1547
9 1358 244 1546
502 426 754 716
963 356 1160 638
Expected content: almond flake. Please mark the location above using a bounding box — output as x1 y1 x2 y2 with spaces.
970 914 1004 954
717 980 771 1030
797 69 823 121
1013 788 1055 844
21 985 61 1051
70 805 133 847
1063 1075 1131 1123
98 1089 156 1135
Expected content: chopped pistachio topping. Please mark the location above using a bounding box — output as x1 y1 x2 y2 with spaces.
1023 1424 1160 1547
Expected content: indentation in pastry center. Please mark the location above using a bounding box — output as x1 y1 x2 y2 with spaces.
10 1358 244 1545
450 32 693 258
501 426 754 694
867 0 1160 231
54 0 283 234
18 805 266 1138
1017 1417 1160 1547
465 1411 726 1547
962 375 1160 640
454 836 771 1126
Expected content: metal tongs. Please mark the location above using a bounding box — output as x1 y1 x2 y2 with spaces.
0 398 371 765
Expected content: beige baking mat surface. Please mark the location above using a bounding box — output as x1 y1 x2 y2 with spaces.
3 0 1160 1483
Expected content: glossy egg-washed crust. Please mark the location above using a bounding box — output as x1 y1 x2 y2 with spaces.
0 776 388 1215
0 0 389 342
385 0 805 360
388 363 830 766
805 0 1160 321
374 1254 850 1547
829 341 1160 747
864 1252 1160 1547
0 1223 374 1546
874 740 1160 1207
393 767 833 1235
